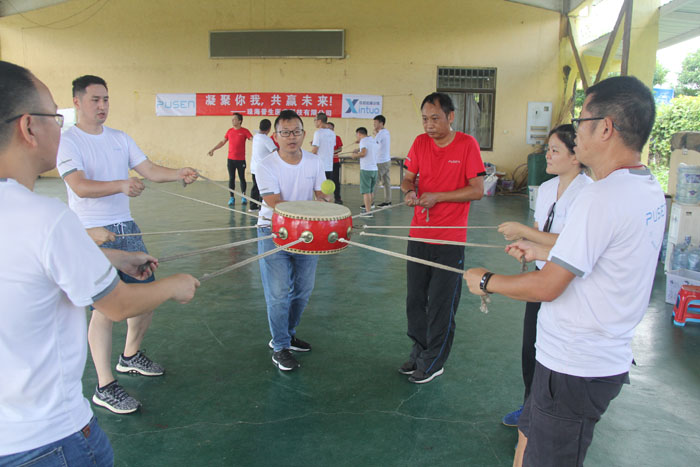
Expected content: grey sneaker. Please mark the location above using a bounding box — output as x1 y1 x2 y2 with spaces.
116 350 164 376
398 360 416 375
92 381 140 414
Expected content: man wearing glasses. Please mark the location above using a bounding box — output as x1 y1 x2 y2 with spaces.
56 75 198 415
255 109 331 371
465 76 665 466
0 60 199 467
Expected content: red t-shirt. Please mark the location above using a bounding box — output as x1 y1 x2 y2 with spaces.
225 127 253 160
333 135 343 163
404 132 485 242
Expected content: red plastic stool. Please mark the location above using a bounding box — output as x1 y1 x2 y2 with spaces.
673 285 700 327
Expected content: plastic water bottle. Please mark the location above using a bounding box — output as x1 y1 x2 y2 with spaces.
688 247 700 272
671 237 692 270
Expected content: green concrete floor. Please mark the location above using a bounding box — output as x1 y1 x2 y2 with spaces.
34 177 700 467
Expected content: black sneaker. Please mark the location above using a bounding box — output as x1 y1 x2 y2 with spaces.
378 202 392 207
290 336 312 352
272 349 300 371
398 361 416 375
360 204 376 211
408 368 444 384
268 337 312 352
334 199 343 205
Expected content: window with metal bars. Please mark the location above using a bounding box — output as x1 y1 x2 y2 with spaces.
437 67 496 150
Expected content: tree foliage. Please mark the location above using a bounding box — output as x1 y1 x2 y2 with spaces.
675 49 700 96
649 96 700 167
654 62 669 87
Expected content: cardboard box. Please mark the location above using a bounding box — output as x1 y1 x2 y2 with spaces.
665 268 700 304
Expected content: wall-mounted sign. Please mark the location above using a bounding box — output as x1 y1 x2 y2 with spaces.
156 92 381 119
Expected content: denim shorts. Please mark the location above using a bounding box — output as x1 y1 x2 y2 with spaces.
100 221 155 284
0 416 114 467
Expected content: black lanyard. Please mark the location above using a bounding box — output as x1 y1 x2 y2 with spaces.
543 202 556 233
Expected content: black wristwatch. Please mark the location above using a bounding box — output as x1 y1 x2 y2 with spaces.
480 272 494 294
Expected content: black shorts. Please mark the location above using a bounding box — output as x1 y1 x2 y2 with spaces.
518 361 629 467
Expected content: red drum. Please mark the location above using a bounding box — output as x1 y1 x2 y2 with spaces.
272 201 353 254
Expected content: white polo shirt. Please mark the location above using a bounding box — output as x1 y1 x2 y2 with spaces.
359 136 378 171
251 133 277 175
311 127 336 172
375 128 391 164
255 150 326 227
0 178 118 456
57 125 148 228
536 167 666 377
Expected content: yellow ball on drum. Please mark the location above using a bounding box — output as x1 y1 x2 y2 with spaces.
321 179 336 195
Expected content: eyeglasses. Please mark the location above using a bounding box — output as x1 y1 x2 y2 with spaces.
276 129 304 138
4 113 64 128
571 117 603 131
571 116 622 132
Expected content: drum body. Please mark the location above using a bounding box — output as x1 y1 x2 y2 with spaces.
272 201 352 254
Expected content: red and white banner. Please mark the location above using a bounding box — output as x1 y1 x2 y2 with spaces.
156 92 381 119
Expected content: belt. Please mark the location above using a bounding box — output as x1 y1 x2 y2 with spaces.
81 422 91 438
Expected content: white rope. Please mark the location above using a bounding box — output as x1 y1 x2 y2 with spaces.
359 231 505 249
158 235 272 264
359 225 499 229
351 201 406 219
199 237 305 282
116 225 258 237
338 238 491 313
196 172 264 208
145 184 260 219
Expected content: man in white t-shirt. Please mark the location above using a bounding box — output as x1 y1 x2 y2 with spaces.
249 118 277 211
351 127 378 217
465 76 665 467
56 75 198 415
373 115 392 206
256 110 331 372
0 60 199 466
310 112 335 180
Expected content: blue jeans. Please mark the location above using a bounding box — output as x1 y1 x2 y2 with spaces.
0 416 113 466
257 227 319 351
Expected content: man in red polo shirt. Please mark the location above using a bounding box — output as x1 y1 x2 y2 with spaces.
399 92 485 384
208 112 253 206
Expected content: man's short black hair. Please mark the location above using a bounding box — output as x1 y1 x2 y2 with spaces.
584 76 655 152
327 122 335 129
421 92 455 117
232 112 243 122
374 115 386 125
356 127 368 136
72 75 107 97
259 119 272 132
275 109 304 130
0 61 39 150
315 112 327 123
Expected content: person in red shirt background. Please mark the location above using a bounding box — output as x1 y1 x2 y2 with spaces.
399 92 485 384
208 112 253 206
328 121 343 204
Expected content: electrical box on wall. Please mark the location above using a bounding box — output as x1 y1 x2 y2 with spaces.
526 102 553 145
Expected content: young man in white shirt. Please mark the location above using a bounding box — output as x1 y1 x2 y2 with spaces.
310 112 335 181
57 75 198 414
373 115 392 206
351 127 378 217
464 76 665 467
0 60 199 467
256 110 332 371
250 118 277 211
